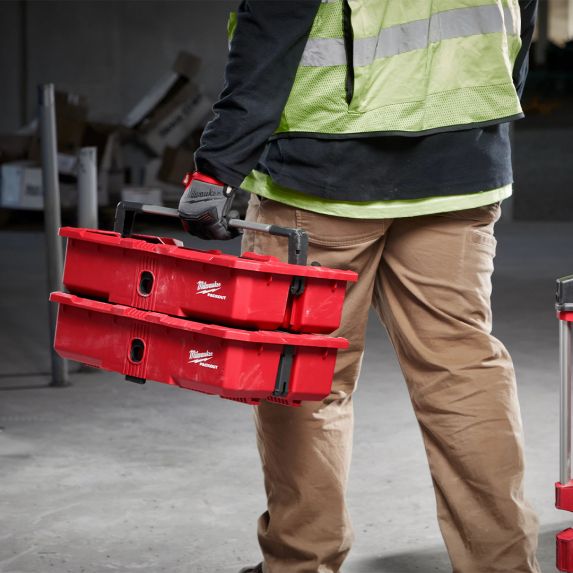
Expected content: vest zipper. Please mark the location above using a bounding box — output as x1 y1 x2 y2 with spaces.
342 0 354 105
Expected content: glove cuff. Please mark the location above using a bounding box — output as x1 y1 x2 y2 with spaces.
183 171 225 188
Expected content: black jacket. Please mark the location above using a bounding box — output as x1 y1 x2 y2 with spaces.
195 0 538 202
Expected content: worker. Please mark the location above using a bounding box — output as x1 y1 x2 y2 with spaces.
178 1 540 572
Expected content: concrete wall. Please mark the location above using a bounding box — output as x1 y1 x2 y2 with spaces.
0 2 22 133
1 0 572 133
0 0 237 133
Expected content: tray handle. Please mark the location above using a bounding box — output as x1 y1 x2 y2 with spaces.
113 202 309 266
229 219 308 266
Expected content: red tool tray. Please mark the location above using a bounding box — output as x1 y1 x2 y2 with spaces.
60 227 357 334
558 529 573 572
50 292 348 406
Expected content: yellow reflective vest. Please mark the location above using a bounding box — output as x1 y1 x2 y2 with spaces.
271 0 523 137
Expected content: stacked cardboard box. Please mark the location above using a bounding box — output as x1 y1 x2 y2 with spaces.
0 90 107 211
0 51 212 217
122 51 212 203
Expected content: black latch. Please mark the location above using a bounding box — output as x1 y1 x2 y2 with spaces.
273 345 295 398
290 277 305 296
228 219 310 296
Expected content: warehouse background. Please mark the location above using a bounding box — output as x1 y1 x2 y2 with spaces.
0 1 235 132
0 0 572 219
1 2 573 573
0 0 569 132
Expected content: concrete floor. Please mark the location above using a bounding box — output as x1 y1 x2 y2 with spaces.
1 221 572 573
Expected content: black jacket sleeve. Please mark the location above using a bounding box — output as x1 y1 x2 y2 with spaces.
194 0 320 187
513 0 538 98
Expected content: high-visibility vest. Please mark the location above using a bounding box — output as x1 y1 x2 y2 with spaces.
265 0 523 138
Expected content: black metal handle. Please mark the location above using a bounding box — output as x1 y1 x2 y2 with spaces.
114 202 180 238
228 219 308 266
113 202 309 267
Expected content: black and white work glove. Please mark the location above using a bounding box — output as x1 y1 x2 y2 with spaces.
178 171 240 241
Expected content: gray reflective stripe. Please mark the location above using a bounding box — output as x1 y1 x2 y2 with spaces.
503 5 519 35
301 4 519 68
300 37 346 67
354 20 427 65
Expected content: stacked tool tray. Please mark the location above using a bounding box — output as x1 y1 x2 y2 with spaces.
50 203 357 406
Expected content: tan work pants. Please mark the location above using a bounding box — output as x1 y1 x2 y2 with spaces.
241 195 540 573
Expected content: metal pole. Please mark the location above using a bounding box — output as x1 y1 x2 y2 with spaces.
39 83 69 387
78 147 98 229
560 319 572 484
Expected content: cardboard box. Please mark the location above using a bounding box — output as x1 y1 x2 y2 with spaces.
83 122 131 161
157 146 195 186
55 91 88 154
0 135 32 164
27 89 89 160
142 88 212 155
0 161 107 212
143 157 185 204
122 139 156 187
0 162 43 210
83 123 126 205
124 71 181 130
172 51 201 79
122 51 210 155
123 52 201 130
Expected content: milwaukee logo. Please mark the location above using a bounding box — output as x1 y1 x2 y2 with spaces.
196 280 226 300
188 349 218 369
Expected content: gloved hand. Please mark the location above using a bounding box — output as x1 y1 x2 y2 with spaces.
178 171 240 240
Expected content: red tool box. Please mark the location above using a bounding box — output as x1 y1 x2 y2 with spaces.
50 292 348 406
60 226 355 334
50 202 356 406
555 277 573 571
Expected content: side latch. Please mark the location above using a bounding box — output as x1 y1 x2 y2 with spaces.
273 345 295 398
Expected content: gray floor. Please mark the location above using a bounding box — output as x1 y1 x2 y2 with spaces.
1 221 572 573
